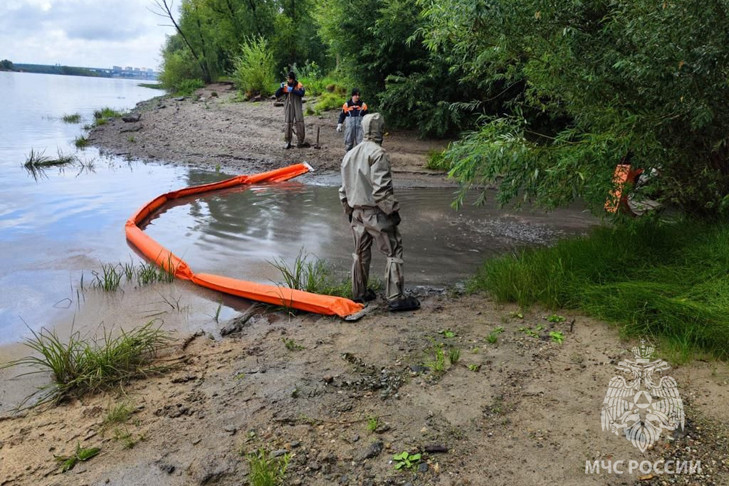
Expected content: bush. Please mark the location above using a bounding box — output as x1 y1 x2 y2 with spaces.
233 37 276 98
313 92 346 115
174 79 204 97
159 46 204 93
425 149 449 171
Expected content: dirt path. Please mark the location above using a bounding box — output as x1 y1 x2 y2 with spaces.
1 86 728 485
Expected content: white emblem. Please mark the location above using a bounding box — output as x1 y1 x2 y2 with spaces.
601 341 684 452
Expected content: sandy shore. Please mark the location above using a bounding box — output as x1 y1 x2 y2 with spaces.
0 86 727 486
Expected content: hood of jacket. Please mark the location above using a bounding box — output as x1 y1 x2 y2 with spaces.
362 113 384 144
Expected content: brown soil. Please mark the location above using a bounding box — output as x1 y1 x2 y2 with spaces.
1 85 728 486
86 82 449 184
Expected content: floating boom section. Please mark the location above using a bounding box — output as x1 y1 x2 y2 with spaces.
125 163 364 318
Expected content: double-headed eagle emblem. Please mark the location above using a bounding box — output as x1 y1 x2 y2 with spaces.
601 341 684 452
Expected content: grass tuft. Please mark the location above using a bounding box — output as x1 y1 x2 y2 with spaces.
268 249 378 298
425 149 450 171
62 113 82 123
23 148 75 168
93 107 122 127
74 135 89 148
2 322 173 407
246 449 290 486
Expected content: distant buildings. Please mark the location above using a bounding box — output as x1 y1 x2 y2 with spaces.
111 65 158 79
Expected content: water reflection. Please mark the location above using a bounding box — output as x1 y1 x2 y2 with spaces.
143 173 598 289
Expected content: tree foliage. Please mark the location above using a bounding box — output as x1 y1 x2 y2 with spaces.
155 0 729 216
429 0 729 216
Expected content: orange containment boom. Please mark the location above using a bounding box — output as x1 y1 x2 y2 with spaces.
125 163 364 318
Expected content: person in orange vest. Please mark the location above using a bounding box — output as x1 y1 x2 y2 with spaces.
337 88 368 151
275 71 306 149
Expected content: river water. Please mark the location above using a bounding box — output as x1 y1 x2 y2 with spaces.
0 71 597 347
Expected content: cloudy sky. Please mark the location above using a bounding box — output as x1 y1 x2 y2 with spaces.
0 0 177 70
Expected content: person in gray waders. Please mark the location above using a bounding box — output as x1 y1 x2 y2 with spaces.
339 113 420 312
337 88 368 151
275 71 306 149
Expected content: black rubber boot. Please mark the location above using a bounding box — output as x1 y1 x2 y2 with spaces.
387 296 420 312
353 289 377 304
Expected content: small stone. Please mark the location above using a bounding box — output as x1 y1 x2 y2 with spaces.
223 425 237 435
159 464 175 474
357 441 383 461
271 449 289 458
418 462 429 473
352 434 360 443
290 440 301 448
424 444 448 453
323 375 334 384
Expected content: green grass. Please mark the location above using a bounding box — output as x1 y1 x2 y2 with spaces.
138 83 164 89
87 261 174 292
62 113 82 123
2 322 173 407
425 149 450 171
281 337 304 351
470 219 729 361
74 135 89 148
367 415 379 432
54 443 101 472
93 107 123 127
246 449 290 486
268 249 378 298
23 148 75 168
102 402 134 429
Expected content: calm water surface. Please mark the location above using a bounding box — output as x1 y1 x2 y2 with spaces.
0 72 597 346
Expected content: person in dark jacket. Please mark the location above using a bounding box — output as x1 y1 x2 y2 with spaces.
275 71 306 149
337 88 368 151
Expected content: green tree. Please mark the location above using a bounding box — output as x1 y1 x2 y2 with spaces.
0 59 14 71
430 0 729 216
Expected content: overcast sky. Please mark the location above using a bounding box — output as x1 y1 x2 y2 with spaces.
0 0 177 70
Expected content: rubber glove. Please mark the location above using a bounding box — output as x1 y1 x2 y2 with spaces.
336 123 343 133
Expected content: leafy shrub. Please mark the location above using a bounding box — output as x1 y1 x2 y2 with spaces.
425 149 449 171
233 36 276 98
174 79 204 97
313 92 346 115
159 46 204 93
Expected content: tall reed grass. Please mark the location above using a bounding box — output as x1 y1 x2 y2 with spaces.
268 250 379 298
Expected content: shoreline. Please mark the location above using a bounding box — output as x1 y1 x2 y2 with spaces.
87 83 454 188
1 85 727 485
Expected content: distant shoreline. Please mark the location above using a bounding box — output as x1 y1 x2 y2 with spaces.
2 63 158 80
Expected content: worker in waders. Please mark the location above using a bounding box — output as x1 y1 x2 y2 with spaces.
339 113 420 312
337 88 368 151
275 71 306 149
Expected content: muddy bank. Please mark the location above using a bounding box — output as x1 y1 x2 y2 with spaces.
87 83 451 185
1 295 728 485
